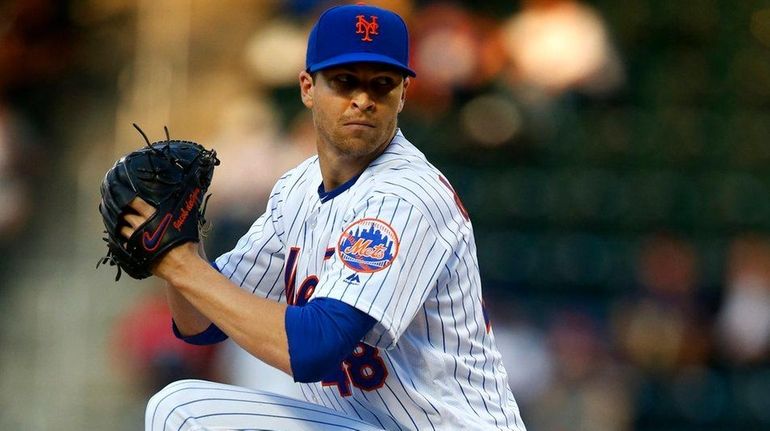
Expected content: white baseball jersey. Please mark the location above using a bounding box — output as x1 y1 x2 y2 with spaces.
211 130 525 430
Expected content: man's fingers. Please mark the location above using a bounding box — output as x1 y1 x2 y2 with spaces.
124 213 145 229
120 225 134 240
121 197 157 240
129 197 157 218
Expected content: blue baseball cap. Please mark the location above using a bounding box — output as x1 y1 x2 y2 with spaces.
306 4 416 77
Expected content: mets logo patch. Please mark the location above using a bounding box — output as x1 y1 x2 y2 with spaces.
355 15 379 42
338 218 399 273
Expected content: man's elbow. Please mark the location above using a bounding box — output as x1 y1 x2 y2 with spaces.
290 347 343 383
284 298 377 383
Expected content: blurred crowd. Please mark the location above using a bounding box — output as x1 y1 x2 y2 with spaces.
493 232 770 430
0 0 68 265
2 0 770 430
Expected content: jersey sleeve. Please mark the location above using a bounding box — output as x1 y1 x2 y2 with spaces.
312 194 452 349
214 182 288 301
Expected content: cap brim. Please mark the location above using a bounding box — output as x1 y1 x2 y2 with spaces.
307 52 416 77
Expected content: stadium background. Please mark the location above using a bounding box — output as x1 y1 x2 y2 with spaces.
1 0 769 430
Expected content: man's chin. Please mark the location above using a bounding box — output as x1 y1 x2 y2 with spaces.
337 136 381 157
341 126 377 141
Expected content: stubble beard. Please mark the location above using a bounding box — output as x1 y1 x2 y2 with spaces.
315 113 397 160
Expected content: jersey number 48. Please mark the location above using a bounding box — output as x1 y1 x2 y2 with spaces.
285 247 389 396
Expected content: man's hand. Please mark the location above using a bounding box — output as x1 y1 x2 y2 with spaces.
119 196 156 239
119 197 201 281
97 136 219 281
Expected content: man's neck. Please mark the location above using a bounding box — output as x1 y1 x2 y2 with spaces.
317 131 396 191
317 150 376 192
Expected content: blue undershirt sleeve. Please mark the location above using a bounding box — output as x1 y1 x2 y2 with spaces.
285 297 377 383
172 320 228 345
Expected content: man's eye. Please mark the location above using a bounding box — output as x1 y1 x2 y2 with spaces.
335 75 354 84
375 78 394 86
373 77 400 92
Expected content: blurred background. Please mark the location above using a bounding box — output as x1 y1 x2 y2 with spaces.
1 0 769 430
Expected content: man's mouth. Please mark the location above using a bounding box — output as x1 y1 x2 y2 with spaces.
344 121 375 128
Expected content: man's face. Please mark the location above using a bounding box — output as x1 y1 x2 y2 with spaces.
300 63 409 159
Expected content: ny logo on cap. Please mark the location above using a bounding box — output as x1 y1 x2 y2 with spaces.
355 15 379 42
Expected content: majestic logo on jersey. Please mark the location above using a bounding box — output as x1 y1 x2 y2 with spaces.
338 218 398 273
355 15 379 42
344 273 361 285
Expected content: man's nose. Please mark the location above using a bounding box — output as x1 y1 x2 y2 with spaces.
351 90 375 111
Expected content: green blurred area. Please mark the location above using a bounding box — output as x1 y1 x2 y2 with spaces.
403 0 770 295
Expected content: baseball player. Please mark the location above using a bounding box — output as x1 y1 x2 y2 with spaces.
122 4 526 430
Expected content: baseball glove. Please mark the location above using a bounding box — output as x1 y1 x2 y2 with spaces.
97 124 220 281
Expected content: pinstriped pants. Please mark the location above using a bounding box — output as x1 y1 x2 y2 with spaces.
145 379 386 431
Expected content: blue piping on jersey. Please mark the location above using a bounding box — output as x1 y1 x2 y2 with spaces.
318 172 363 203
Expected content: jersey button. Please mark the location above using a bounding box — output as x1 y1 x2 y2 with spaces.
307 211 319 229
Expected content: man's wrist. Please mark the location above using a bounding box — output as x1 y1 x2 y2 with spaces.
153 241 204 284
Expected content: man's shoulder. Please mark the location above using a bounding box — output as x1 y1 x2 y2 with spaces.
362 135 469 226
270 155 319 199
368 135 448 193
364 163 461 216
369 133 432 175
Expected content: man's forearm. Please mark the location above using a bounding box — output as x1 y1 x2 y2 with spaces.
158 247 292 376
165 241 216 336
165 280 212 336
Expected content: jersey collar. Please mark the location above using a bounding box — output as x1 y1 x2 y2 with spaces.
318 171 363 203
316 129 404 203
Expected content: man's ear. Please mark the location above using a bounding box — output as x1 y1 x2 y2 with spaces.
398 77 410 113
299 70 314 108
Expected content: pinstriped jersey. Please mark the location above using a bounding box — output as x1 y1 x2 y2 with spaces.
215 130 526 430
